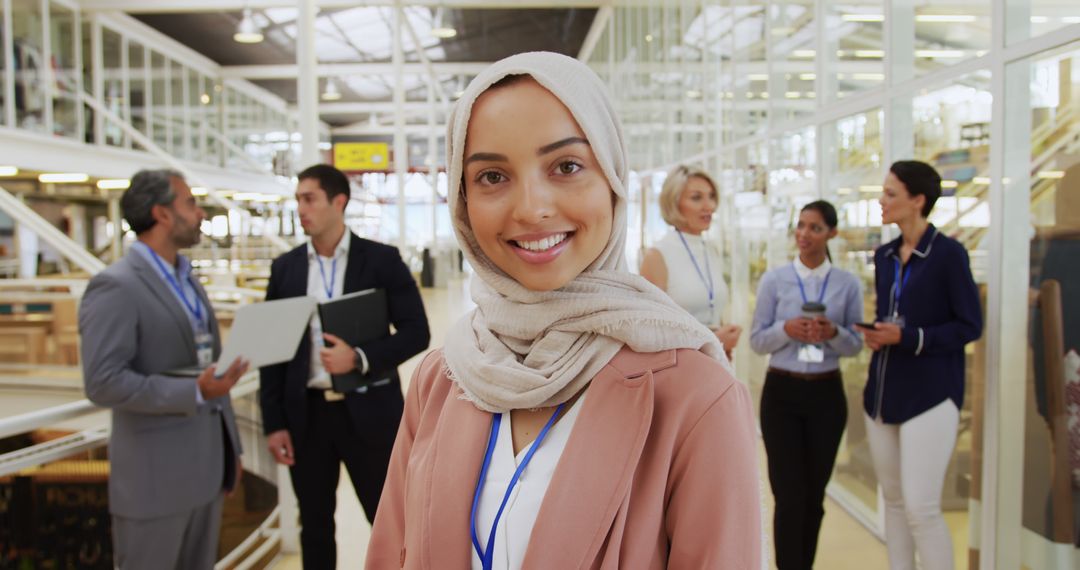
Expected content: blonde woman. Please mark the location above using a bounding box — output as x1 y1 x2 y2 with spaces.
365 52 761 569
640 166 742 357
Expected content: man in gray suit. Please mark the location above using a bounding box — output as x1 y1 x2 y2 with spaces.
79 169 249 569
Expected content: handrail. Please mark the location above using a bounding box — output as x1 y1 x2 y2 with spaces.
215 507 281 570
0 400 99 440
0 372 260 441
0 185 107 275
0 426 109 478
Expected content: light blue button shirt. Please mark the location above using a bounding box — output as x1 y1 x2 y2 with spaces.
133 241 207 335
750 258 864 374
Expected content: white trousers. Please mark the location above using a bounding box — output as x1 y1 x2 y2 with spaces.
864 400 959 570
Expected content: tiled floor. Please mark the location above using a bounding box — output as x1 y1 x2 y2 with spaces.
272 277 972 569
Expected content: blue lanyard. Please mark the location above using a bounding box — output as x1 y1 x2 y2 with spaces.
470 403 566 570
145 246 205 328
893 258 911 316
792 263 832 305
676 230 714 308
316 255 337 299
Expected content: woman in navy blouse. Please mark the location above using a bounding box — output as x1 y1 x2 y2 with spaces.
750 200 864 570
857 161 982 570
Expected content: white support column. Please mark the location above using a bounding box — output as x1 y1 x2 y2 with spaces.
108 195 122 260
297 0 320 167
73 4 85 144
980 1 1028 567
427 78 438 247
393 0 408 251
121 35 132 149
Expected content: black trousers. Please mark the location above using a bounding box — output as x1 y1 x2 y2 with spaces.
290 391 396 569
760 370 847 570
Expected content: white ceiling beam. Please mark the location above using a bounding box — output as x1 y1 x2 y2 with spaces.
222 62 493 80
81 0 605 13
577 2 612 62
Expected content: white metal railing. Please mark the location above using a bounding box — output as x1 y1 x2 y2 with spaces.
0 185 107 276
215 507 282 570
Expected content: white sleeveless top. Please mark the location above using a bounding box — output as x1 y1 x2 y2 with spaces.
652 229 729 328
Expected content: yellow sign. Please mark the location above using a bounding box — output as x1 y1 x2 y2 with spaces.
334 142 390 170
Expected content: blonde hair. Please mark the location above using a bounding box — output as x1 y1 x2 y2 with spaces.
659 165 719 228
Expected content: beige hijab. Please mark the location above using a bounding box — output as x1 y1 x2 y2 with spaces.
443 51 728 413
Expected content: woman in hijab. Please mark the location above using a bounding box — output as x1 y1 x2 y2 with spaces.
365 52 761 570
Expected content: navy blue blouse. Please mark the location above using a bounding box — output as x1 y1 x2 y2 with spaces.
863 224 983 423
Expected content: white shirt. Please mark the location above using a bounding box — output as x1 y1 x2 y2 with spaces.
471 393 587 570
652 229 730 328
306 228 351 389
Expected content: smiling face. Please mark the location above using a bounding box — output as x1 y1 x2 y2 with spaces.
795 207 836 258
675 175 717 235
462 77 614 292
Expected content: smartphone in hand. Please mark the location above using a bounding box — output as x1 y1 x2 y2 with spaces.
854 321 877 329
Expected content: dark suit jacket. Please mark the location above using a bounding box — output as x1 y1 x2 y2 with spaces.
259 232 430 449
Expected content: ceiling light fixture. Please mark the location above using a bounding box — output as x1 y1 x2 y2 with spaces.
191 187 209 196
234 8 264 44
321 78 342 101
39 173 89 183
96 179 131 190
0 166 18 176
916 14 977 23
842 14 884 23
792 49 816 58
431 7 458 39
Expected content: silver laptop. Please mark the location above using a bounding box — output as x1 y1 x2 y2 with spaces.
167 296 317 377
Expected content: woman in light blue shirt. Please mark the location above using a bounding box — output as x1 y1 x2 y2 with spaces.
750 200 863 570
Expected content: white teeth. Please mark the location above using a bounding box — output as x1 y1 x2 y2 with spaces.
516 233 568 252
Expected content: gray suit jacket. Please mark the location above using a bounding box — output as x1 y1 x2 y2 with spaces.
79 247 241 519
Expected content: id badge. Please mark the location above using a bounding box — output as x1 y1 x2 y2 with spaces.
195 332 214 368
884 314 906 327
797 343 826 363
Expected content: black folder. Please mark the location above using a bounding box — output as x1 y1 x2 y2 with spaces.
317 288 389 393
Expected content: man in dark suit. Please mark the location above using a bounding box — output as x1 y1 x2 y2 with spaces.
259 163 430 568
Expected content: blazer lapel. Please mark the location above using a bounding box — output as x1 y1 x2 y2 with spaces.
127 250 197 356
343 233 366 294
521 356 655 569
424 383 492 568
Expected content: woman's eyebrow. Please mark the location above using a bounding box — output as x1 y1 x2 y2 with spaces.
538 137 589 156
464 152 508 166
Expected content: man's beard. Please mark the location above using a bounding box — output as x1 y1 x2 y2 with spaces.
171 219 202 249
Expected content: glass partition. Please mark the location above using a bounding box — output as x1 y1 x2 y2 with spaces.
12 0 46 133
101 27 124 147
1020 38 1080 567
127 40 147 149
48 1 79 140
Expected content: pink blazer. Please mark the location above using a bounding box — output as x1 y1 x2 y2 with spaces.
366 347 762 569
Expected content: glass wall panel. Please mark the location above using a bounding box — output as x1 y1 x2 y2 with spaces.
170 63 187 159
905 72 993 568
729 1 768 143
150 51 168 151
825 2 886 101
49 1 78 139
912 3 992 77
825 108 885 516
769 0 816 125
102 27 124 147
12 0 46 133
127 40 147 149
0 0 6 125
1021 38 1080 567
1007 0 1080 46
